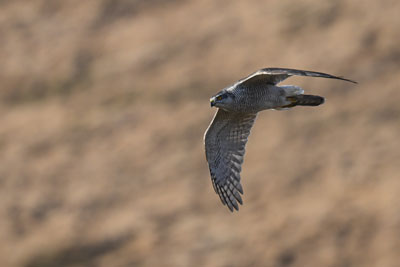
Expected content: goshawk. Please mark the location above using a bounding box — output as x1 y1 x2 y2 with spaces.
204 68 356 212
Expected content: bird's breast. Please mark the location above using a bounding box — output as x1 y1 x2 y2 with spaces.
233 85 282 112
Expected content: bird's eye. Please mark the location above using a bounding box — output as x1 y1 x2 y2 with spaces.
216 95 225 101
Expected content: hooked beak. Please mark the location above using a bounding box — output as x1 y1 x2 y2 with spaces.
210 97 216 107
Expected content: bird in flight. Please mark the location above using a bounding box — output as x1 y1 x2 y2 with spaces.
204 68 356 212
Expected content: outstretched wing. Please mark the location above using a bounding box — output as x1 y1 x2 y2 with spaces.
204 109 257 212
237 67 357 87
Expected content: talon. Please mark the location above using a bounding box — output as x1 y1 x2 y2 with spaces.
281 96 297 108
286 96 297 103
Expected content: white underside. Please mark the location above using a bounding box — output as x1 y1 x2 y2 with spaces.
279 85 304 96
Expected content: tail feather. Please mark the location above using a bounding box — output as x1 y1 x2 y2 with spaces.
284 94 325 107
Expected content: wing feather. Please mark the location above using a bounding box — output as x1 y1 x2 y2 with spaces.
204 109 257 212
237 67 357 87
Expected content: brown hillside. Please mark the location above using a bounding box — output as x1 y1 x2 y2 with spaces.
1 0 400 266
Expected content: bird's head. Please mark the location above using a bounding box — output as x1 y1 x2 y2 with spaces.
210 91 235 109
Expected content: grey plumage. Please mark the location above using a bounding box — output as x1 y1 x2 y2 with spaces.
204 67 356 212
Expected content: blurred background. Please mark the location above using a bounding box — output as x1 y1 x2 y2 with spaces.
1 0 400 266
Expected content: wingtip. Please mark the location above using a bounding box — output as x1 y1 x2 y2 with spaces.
228 204 239 212
341 77 358 84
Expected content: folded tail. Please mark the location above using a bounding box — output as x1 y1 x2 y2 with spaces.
284 94 325 107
